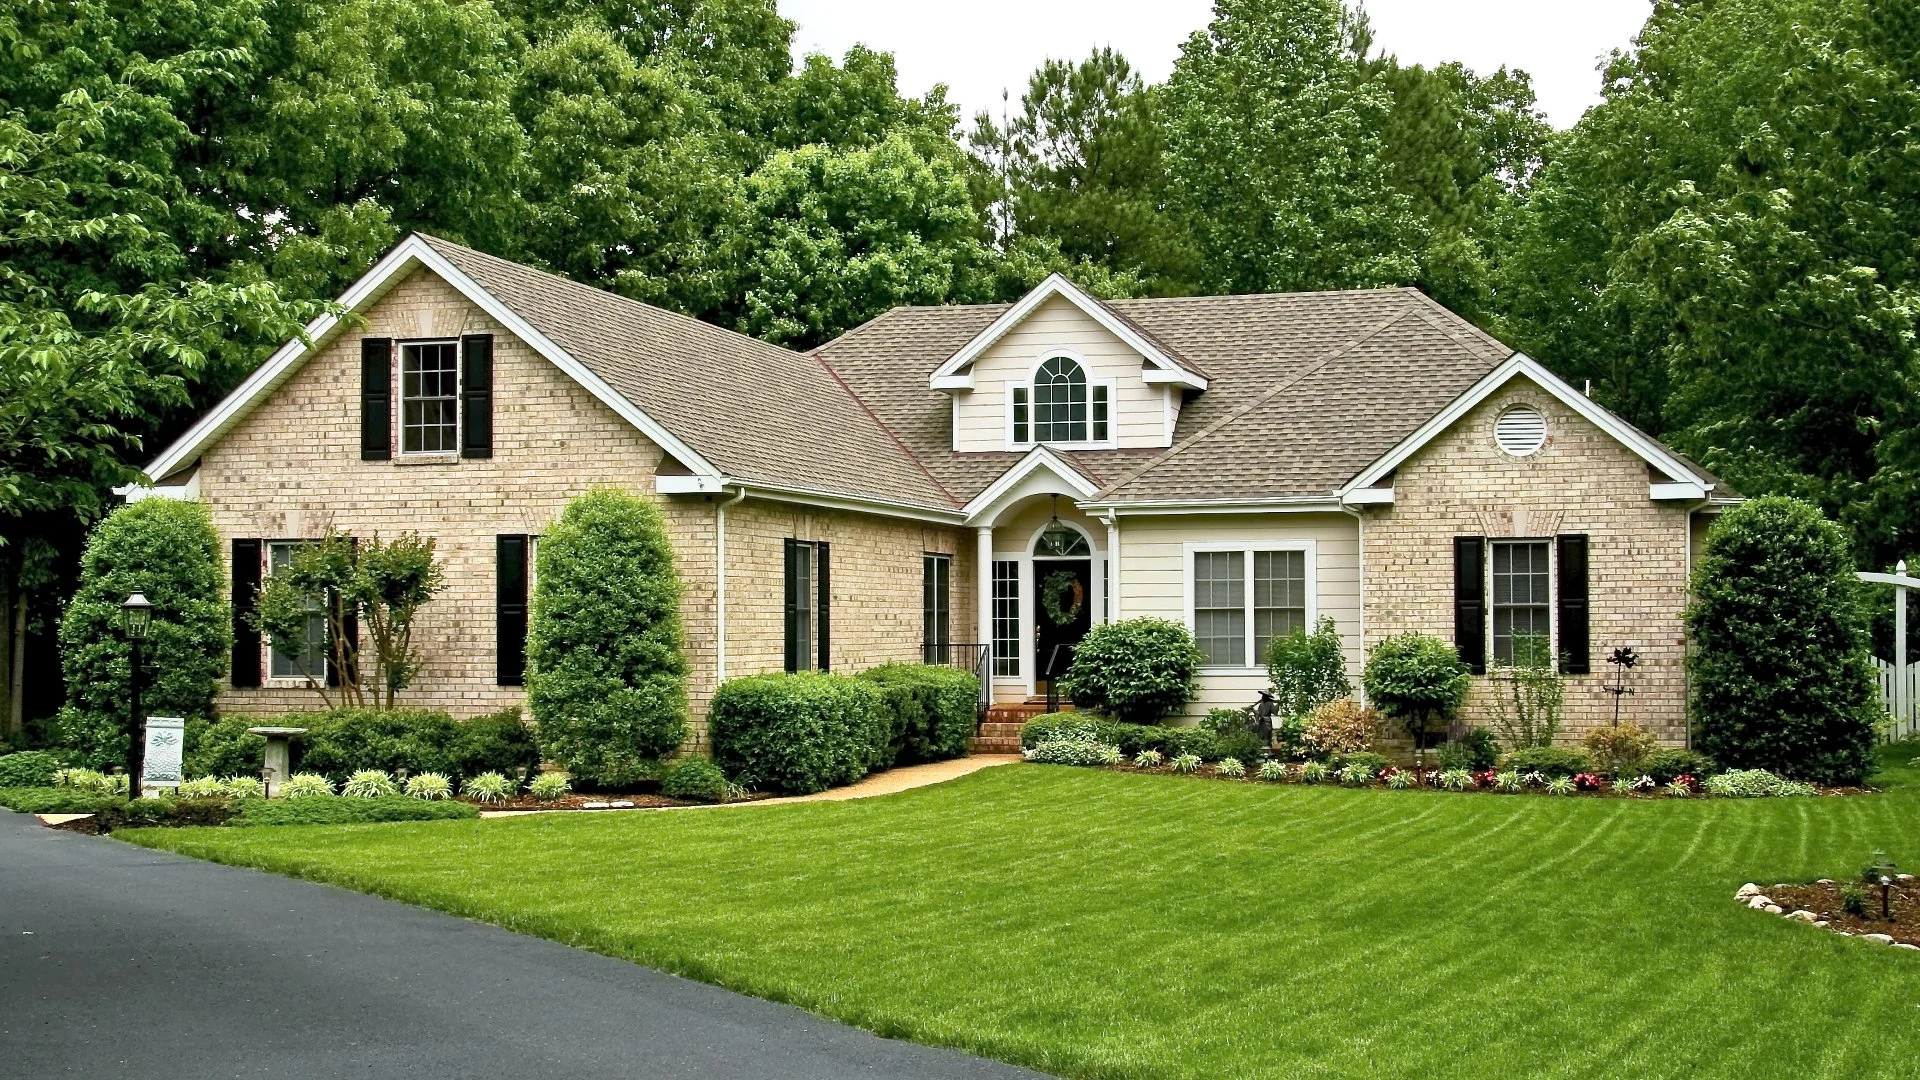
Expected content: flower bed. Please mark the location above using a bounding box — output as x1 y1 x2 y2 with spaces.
1736 877 1920 949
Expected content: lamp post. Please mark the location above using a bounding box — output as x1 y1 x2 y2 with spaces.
121 592 153 796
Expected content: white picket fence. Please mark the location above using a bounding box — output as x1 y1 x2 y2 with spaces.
1875 657 1920 742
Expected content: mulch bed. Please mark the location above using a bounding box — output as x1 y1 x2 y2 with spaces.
1764 878 1920 944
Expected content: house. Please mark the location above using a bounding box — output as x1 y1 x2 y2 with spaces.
139 234 1733 748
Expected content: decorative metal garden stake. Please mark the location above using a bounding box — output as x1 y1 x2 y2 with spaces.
1604 646 1638 727
120 592 153 794
1865 852 1899 921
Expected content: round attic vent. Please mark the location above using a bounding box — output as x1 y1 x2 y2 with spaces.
1495 405 1548 456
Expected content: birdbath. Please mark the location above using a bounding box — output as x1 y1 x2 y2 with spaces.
247 727 307 796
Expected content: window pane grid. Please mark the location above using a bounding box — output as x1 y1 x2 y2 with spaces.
992 560 1020 677
1491 540 1552 665
1253 549 1307 662
1193 551 1246 666
267 542 327 679
401 342 459 453
1033 356 1089 442
923 555 951 658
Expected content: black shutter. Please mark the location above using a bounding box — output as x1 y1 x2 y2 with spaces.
497 534 529 686
461 333 493 459
1557 534 1591 675
815 541 831 671
327 538 358 688
230 539 261 687
783 539 802 673
1454 536 1487 675
361 338 392 460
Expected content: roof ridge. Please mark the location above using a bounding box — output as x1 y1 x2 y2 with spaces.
1397 288 1513 360
1091 302 1422 500
1103 285 1410 306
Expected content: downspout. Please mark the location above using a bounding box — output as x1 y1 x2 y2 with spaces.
1338 500 1367 707
715 486 747 681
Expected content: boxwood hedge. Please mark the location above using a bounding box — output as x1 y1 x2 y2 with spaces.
708 672 887 795
859 663 978 766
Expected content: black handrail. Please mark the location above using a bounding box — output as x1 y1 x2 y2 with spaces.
1042 644 1075 714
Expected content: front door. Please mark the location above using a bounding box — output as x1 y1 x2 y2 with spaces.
1034 559 1093 694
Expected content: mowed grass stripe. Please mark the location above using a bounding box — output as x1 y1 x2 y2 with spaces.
123 752 1920 1079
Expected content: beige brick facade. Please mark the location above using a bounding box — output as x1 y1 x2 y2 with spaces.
1360 380 1697 744
199 269 974 744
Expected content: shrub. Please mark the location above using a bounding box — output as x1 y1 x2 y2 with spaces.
1161 727 1223 762
661 758 730 802
403 772 453 800
859 663 978 766
1299 761 1329 784
1273 714 1308 758
341 770 399 798
1170 752 1202 774
1301 699 1379 758
461 771 515 804
1267 615 1352 717
528 771 572 802
55 500 229 768
175 777 227 799
1057 618 1203 724
1256 759 1288 782
1213 729 1269 763
1436 727 1499 772
449 709 541 784
1026 738 1123 766
1644 748 1718 784
1216 757 1246 778
1363 633 1471 760
1502 747 1593 778
528 489 690 784
0 750 62 788
237 795 478 826
1842 882 1869 916
708 672 887 795
1584 723 1658 777
1488 653 1564 750
279 773 335 798
1329 751 1390 776
221 776 265 799
1688 496 1880 785
91 796 234 831
1021 714 1174 757
183 716 265 780
1134 749 1163 768
0 786 125 814
1702 769 1817 797
295 709 459 782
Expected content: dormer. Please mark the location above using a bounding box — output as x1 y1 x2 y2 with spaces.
929 275 1207 453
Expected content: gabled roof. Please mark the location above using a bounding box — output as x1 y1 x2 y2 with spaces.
925 274 1208 391
146 234 959 515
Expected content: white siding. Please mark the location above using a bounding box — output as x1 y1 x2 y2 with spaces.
1117 512 1363 721
953 295 1174 452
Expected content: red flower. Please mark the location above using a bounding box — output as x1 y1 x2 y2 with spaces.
1473 770 1498 788
1673 773 1698 792
1574 772 1602 790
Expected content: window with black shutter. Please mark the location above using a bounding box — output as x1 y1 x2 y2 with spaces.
1453 536 1487 675
361 338 392 460
1557 534 1590 674
784 539 830 672
231 539 262 687
497 534 530 685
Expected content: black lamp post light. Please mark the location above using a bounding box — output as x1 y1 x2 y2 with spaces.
121 591 153 796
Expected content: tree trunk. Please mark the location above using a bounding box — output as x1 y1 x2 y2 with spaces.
7 587 23 739
0 549 17 742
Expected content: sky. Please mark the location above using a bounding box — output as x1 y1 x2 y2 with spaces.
781 0 1653 130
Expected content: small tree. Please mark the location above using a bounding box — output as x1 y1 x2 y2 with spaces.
1267 615 1352 717
527 489 689 785
1362 632 1471 769
256 531 443 709
1688 496 1879 785
1488 635 1564 750
55 501 229 768
1058 617 1204 724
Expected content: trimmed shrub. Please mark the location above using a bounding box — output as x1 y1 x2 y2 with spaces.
1267 615 1352 717
1688 496 1880 785
859 663 978 766
1212 729 1269 763
55 500 230 768
1301 698 1379 758
236 795 479 826
183 716 265 780
1436 727 1500 772
660 758 730 803
1583 723 1658 777
295 709 459 782
1329 750 1390 777
528 489 690 785
1502 746 1593 778
0 786 125 814
92 797 233 831
1644 748 1718 784
0 750 62 788
1161 726 1223 762
1363 633 1471 755
708 672 887 795
1058 618 1204 724
449 708 540 781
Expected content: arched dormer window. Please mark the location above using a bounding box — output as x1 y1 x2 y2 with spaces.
1011 355 1109 446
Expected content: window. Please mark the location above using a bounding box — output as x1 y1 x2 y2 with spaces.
784 540 829 671
1034 522 1090 557
1092 384 1109 443
266 541 327 680
992 560 1020 677
1491 540 1552 665
1188 543 1316 668
1011 387 1030 444
400 341 459 454
1033 356 1088 443
923 554 951 663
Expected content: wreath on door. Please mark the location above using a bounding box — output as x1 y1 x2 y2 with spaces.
1041 569 1085 626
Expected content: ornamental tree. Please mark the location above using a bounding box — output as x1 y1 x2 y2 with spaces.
1058 617 1204 724
1267 615 1353 717
527 489 689 784
255 531 443 709
1362 632 1470 768
1688 496 1879 785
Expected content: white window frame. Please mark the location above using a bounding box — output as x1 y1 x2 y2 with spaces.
398 338 462 458
1488 537 1557 669
1182 540 1318 672
1005 351 1118 451
263 539 328 685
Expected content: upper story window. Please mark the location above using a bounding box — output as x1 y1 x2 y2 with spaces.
1011 355 1110 447
400 341 460 454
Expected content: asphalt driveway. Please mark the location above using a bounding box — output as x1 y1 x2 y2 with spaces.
0 811 1048 1079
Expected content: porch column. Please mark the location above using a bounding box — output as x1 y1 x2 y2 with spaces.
1106 516 1122 621
976 526 994 665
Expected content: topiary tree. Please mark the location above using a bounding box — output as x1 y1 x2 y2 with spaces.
1058 617 1205 724
55 500 229 768
1688 496 1879 785
527 489 689 785
1362 632 1471 769
1267 615 1352 717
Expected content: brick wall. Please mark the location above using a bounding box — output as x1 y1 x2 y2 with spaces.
199 267 974 744
1360 380 1697 744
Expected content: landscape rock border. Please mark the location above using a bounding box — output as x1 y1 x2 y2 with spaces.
1736 877 1920 949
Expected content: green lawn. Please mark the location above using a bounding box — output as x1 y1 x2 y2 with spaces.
122 753 1920 1079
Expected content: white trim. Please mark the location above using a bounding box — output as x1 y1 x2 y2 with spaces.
927 273 1207 391
395 337 461 459
726 483 963 525
143 234 724 485
1337 352 1713 498
1650 481 1710 501
1080 496 1346 516
1003 350 1118 451
1024 518 1102 697
1181 539 1319 674
1340 488 1395 506
1486 537 1558 671
961 447 1100 525
655 474 726 494
117 469 199 503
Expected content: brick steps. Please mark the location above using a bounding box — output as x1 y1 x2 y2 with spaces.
970 701 1071 755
